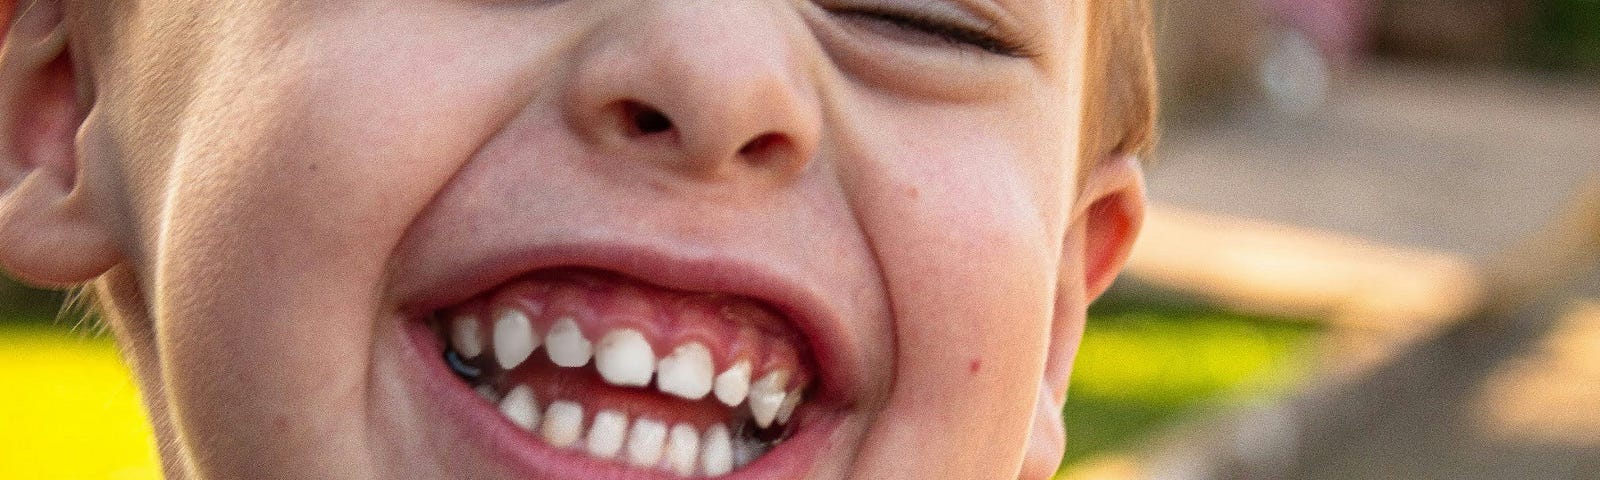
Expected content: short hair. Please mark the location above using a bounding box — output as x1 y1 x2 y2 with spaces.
1080 0 1158 174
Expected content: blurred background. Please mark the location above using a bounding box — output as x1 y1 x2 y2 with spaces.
1064 0 1599 478
2 1 1598 478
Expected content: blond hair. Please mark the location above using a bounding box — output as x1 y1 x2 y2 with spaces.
1081 0 1158 171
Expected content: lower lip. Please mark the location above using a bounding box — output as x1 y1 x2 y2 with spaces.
400 320 840 479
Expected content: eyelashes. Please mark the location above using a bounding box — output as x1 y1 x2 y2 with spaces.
824 6 1035 58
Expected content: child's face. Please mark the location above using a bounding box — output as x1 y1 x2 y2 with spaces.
2 1 1144 478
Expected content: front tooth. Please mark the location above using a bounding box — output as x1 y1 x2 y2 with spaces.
748 370 790 428
595 329 656 387
627 417 668 468
493 309 537 370
545 317 593 368
498 384 539 431
657 342 714 400
776 386 803 425
540 400 584 448
664 422 700 477
586 409 629 459
449 314 484 360
700 424 733 477
713 360 751 407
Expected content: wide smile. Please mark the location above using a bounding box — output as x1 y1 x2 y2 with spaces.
397 249 853 479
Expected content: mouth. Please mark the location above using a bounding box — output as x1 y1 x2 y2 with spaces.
411 266 833 478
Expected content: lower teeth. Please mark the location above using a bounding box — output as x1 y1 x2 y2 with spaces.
442 345 799 475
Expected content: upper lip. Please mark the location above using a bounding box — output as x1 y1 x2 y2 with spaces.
396 239 857 406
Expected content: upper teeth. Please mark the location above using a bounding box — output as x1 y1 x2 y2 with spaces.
493 309 537 370
776 386 803 425
712 360 752 407
545 317 593 368
747 370 789 429
657 342 714 400
595 329 656 387
450 314 484 360
479 310 804 420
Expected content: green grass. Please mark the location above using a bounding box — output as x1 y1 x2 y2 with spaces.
1061 296 1320 470
0 287 1317 478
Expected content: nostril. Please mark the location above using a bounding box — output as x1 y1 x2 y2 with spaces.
623 101 673 136
737 133 786 158
634 110 672 134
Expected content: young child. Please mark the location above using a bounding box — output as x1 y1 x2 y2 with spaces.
0 0 1154 478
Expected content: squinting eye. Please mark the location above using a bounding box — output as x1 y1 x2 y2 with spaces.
825 6 1034 58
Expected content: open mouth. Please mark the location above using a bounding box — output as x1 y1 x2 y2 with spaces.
425 268 819 478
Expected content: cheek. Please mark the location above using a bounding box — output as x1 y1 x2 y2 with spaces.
875 131 1060 402
841 95 1073 473
858 94 1077 387
145 12 548 473
156 6 550 360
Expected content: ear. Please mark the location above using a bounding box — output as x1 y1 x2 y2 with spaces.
1020 155 1146 479
1073 155 1146 303
0 0 119 287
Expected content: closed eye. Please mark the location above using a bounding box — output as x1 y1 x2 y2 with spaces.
824 6 1035 58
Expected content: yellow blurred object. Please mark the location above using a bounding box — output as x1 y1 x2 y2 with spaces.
0 325 160 479
1056 454 1143 480
1125 205 1486 381
1127 205 1484 332
1473 299 1600 446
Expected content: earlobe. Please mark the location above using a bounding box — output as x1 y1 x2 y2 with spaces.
1019 379 1068 479
1020 155 1147 477
0 0 120 287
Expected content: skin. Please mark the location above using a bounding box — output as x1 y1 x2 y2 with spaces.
0 0 1145 478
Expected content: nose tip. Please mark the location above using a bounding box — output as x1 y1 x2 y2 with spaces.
602 99 811 180
564 7 820 184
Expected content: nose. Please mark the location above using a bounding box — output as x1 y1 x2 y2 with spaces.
563 3 822 183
